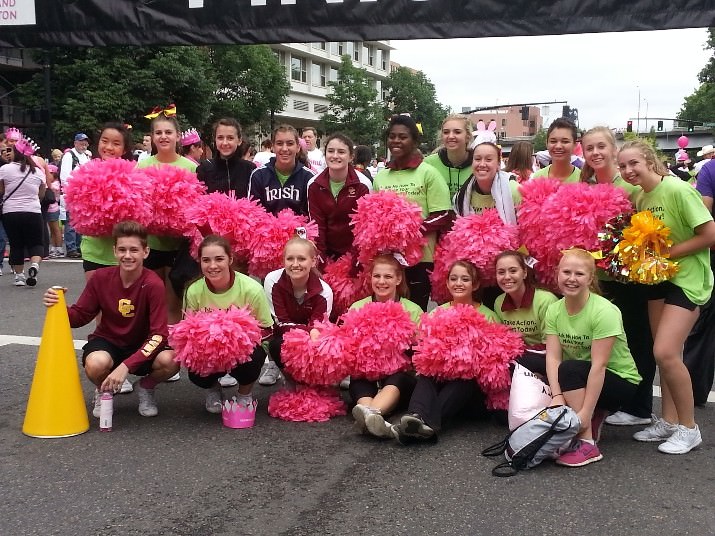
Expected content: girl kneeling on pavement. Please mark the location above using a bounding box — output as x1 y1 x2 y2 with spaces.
393 261 497 444
349 254 423 438
541 248 641 467
184 235 274 414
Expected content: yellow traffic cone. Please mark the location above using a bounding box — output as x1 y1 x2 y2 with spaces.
23 287 89 437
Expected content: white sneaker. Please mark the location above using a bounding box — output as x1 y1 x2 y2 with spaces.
218 373 238 387
166 372 181 382
605 411 651 426
351 404 374 434
633 415 678 442
258 362 281 386
365 413 396 439
92 389 102 418
119 379 134 394
135 382 158 417
205 385 223 414
658 424 702 454
26 263 38 287
339 376 351 390
14 273 26 286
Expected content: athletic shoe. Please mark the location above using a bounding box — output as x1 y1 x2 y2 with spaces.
398 413 435 439
555 440 603 467
365 412 396 439
135 382 158 417
351 404 374 434
13 273 26 286
0 265 3 275
258 361 281 386
48 250 63 259
205 385 223 414
339 376 351 390
591 409 608 442
218 373 238 387
658 424 702 454
92 389 102 418
166 372 181 382
119 379 134 394
605 411 651 426
25 264 38 287
633 416 678 442
66 250 82 259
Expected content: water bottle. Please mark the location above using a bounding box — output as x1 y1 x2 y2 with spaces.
99 391 113 432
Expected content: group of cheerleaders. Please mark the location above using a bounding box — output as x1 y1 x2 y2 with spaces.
61 110 714 468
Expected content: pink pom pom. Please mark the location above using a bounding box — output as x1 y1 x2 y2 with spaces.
184 193 270 260
169 306 261 376
249 210 318 279
351 191 425 266
280 321 352 385
485 388 510 411
430 209 519 302
142 165 206 236
518 180 632 288
340 301 415 380
322 253 371 317
268 386 347 422
64 159 152 236
413 304 524 384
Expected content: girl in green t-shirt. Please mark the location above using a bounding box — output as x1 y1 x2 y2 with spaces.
543 249 640 467
423 114 474 198
617 140 715 455
393 261 496 445
184 235 273 416
349 254 421 439
532 118 581 184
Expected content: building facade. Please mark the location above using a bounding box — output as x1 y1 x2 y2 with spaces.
466 106 543 139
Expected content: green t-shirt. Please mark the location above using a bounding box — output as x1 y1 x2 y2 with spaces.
80 235 118 266
437 301 498 323
184 271 274 328
494 288 558 347
544 293 641 384
469 179 522 215
533 164 581 183
613 175 640 203
349 296 424 325
329 179 345 199
423 152 472 199
137 155 198 252
277 170 290 187
373 162 452 263
633 176 714 305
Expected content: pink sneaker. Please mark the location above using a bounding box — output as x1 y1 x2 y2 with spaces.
555 440 603 467
591 409 608 442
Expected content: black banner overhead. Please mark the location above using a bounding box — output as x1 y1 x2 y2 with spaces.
0 0 714 48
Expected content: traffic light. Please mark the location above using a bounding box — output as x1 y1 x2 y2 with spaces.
626 120 633 132
657 120 663 132
520 106 529 121
688 123 695 132
562 105 570 118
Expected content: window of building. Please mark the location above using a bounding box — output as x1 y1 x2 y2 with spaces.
345 41 354 60
291 56 307 83
362 45 370 65
312 62 327 87
367 46 374 66
501 118 507 127
378 49 386 70
529 120 536 128
329 67 339 83
314 42 327 51
330 42 339 55
338 42 344 56
294 99 309 112
354 42 360 61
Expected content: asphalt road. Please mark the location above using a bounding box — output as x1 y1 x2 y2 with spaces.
1 260 714 536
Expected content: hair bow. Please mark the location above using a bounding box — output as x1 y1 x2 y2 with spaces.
144 104 177 119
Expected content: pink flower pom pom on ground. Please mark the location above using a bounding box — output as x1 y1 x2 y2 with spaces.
351 190 425 266
268 386 346 422
339 300 415 381
485 388 511 411
249 210 318 279
169 306 261 376
280 321 352 386
322 253 371 317
142 165 206 236
64 159 152 236
184 193 270 260
430 209 519 302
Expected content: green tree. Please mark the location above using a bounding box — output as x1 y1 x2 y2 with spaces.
382 66 448 151
209 45 289 130
532 128 547 151
321 56 383 145
18 46 217 145
677 28 715 126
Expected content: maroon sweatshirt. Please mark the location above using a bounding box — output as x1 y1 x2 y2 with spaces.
264 268 333 336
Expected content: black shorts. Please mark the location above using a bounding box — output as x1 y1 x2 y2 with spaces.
645 281 698 311
144 248 177 270
83 260 114 273
82 337 167 376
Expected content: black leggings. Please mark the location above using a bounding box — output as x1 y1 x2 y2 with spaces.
349 372 417 411
407 376 486 432
518 354 638 412
188 344 267 389
3 212 44 265
405 262 431 311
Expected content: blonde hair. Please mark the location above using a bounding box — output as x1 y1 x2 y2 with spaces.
284 236 317 258
559 248 600 295
440 114 473 150
580 126 617 183
619 139 669 176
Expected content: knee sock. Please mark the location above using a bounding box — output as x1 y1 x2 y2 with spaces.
140 376 160 390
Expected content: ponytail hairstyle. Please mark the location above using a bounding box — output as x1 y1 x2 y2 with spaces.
559 248 601 295
150 113 181 154
619 139 669 176
272 124 306 166
371 253 410 299
580 126 617 183
448 260 483 302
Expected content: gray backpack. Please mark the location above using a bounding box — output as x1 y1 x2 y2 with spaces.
482 406 581 477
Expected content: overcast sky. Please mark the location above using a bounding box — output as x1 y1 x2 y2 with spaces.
391 28 711 132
